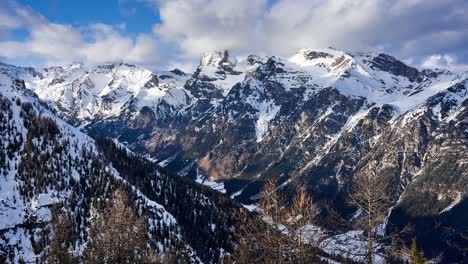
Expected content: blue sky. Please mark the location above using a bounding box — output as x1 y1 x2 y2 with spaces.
14 0 159 39
1 0 467 72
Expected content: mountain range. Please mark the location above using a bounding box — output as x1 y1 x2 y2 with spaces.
0 47 467 262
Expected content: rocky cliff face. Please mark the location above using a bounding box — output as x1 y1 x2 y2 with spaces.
3 48 467 261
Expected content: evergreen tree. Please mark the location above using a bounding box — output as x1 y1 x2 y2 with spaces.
410 238 426 264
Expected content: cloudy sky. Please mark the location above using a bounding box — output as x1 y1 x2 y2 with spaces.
1 0 467 72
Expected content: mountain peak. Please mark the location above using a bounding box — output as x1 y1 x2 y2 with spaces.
369 53 424 82
170 68 186 76
294 48 348 59
288 48 354 74
200 50 237 69
421 68 453 78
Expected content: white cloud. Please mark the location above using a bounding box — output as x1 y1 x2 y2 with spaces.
1 0 467 72
153 0 468 66
154 0 267 58
260 0 382 55
0 1 161 69
421 54 468 73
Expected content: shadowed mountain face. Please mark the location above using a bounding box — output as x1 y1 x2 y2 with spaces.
2 48 467 261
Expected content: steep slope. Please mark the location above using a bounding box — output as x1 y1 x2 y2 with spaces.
356 80 468 262
145 49 466 192
0 70 243 263
136 49 468 261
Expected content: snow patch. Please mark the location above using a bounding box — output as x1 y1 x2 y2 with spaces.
320 230 384 264
255 100 281 142
195 173 226 194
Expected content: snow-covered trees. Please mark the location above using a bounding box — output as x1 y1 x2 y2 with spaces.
95 137 242 262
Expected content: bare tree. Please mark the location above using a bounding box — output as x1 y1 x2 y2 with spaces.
323 164 414 264
234 180 321 264
286 186 319 263
85 188 148 264
233 210 260 264
409 238 426 264
46 207 78 264
347 168 392 264
258 179 290 263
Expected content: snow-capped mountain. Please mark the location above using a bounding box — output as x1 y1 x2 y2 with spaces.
0 62 191 126
0 69 243 263
1 47 467 261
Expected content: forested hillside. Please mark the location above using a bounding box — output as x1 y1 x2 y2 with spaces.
0 74 244 263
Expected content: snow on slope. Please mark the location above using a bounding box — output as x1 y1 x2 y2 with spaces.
320 230 384 264
283 48 468 152
0 71 192 262
3 48 466 124
4 48 466 143
288 48 466 115
238 48 467 144
255 100 281 143
3 49 468 192
287 48 467 113
0 62 191 124
197 51 246 97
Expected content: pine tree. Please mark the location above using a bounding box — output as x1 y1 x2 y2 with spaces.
410 238 426 264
